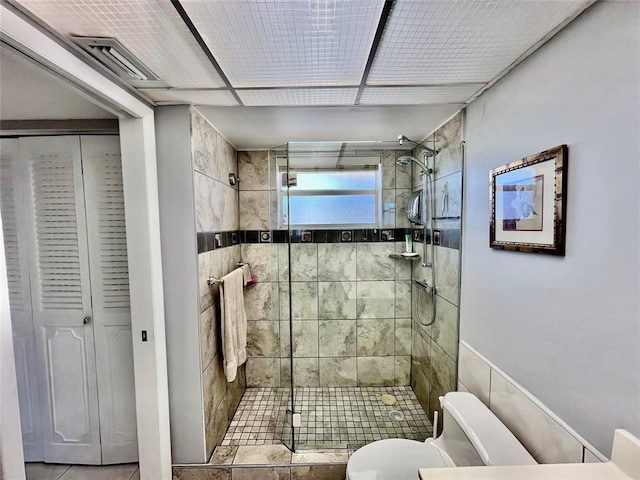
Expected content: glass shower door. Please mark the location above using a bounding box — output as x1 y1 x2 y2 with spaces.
282 141 388 450
268 145 294 451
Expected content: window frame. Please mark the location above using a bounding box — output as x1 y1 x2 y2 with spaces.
276 161 382 230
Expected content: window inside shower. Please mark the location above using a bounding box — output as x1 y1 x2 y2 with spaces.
277 166 382 229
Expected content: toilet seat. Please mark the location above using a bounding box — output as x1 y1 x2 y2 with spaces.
347 438 449 480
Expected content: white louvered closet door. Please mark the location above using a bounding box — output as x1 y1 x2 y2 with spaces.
80 136 137 464
0 138 43 461
20 136 102 464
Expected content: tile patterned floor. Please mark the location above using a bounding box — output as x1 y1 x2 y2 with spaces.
222 386 432 450
222 387 289 446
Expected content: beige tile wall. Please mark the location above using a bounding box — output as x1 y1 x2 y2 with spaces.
192 108 245 459
411 111 463 425
458 341 606 464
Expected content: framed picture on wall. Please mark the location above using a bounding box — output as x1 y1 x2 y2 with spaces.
490 145 568 255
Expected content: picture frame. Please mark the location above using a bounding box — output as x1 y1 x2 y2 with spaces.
490 145 568 255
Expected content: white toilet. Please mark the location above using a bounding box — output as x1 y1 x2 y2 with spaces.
347 392 536 480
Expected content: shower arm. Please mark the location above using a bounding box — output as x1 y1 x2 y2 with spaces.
398 135 438 156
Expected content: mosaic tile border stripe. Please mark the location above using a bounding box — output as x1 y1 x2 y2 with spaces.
241 228 413 244
240 228 460 249
197 228 460 253
242 228 416 244
197 230 241 253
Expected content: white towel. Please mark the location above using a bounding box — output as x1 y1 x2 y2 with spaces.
241 263 252 286
220 268 247 382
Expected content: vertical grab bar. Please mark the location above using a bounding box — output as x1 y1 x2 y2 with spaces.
415 150 437 327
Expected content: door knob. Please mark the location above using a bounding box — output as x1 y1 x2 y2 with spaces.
83 316 91 325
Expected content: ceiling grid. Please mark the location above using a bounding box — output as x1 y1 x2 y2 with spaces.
10 0 593 108
368 0 589 84
238 88 358 107
354 0 395 105
179 0 384 88
360 84 486 106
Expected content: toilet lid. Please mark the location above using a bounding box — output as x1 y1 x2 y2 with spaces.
347 439 448 480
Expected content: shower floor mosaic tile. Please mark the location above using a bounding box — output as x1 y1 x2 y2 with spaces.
221 386 432 449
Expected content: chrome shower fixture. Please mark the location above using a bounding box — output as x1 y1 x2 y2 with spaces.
396 155 432 174
397 134 438 156
396 136 438 327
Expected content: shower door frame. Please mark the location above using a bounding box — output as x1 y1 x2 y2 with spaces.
283 148 297 452
268 146 296 451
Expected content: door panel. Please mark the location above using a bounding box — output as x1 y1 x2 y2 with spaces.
101 325 137 458
20 136 101 464
11 327 42 459
0 138 43 461
80 136 138 463
46 327 94 443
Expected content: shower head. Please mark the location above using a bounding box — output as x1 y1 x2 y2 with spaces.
396 155 430 172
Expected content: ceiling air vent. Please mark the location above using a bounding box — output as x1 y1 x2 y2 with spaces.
72 36 159 82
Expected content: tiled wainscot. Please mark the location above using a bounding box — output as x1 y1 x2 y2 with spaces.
458 341 607 464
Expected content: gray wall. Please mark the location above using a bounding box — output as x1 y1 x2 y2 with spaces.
156 106 203 463
461 2 639 456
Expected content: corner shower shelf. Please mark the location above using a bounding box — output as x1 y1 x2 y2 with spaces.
389 253 422 261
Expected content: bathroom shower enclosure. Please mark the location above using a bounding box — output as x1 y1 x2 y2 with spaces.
276 140 427 451
257 123 464 452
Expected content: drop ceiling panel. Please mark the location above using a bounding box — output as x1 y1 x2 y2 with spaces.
139 89 238 106
368 0 591 84
17 0 227 88
180 0 385 87
360 84 485 105
238 88 358 106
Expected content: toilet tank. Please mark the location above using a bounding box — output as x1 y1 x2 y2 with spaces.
431 392 537 467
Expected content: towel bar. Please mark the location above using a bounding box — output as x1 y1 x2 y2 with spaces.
207 263 252 286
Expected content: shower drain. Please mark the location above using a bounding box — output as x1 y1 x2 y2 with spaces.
389 410 405 422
